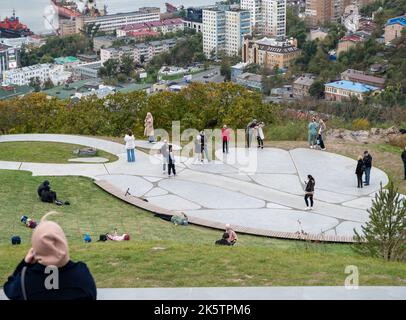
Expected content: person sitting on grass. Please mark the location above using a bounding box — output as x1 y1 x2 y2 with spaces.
3 211 97 300
225 224 238 245
37 180 63 206
106 229 130 241
215 232 232 246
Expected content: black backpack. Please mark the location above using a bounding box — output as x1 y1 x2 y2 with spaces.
98 234 107 242
11 236 21 245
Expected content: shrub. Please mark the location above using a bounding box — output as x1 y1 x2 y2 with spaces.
388 135 406 149
266 121 308 141
351 118 370 131
353 182 406 262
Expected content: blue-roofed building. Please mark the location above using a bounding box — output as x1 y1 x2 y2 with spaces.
384 16 406 43
324 80 380 101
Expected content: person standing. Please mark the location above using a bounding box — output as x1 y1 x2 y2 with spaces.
317 119 326 151
363 151 372 186
304 175 315 210
355 156 364 188
308 118 319 149
221 125 230 154
124 130 136 163
3 212 97 300
194 134 202 163
246 119 257 148
256 122 265 149
160 139 169 174
144 112 155 143
168 145 176 177
401 147 406 180
200 130 210 162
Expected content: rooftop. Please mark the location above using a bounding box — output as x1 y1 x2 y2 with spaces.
341 69 385 86
340 34 365 42
325 80 379 93
54 56 80 65
0 84 33 100
386 16 406 27
294 74 316 86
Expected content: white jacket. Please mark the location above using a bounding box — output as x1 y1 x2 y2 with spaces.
124 134 136 149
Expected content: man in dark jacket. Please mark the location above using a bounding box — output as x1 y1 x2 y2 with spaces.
401 147 406 179
37 181 62 205
363 151 372 186
3 213 96 300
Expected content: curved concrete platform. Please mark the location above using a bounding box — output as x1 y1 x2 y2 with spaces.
0 134 392 242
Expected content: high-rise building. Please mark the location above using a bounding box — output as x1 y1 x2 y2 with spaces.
241 0 286 37
305 0 346 28
0 43 20 80
225 9 252 56
203 8 252 58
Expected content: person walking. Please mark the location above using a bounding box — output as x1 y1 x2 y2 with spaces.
144 112 155 143
304 175 315 210
168 145 176 177
363 150 372 186
160 139 169 174
124 129 136 163
200 130 210 162
256 122 265 149
355 155 364 188
3 211 97 300
221 125 230 154
308 118 319 149
401 147 406 179
317 119 326 150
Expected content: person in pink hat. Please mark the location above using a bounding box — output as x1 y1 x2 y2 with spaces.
3 211 96 300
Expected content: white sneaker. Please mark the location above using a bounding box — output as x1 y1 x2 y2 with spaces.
310 146 313 149
305 207 309 211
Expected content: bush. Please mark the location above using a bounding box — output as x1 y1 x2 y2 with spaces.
351 118 370 131
388 135 406 149
266 121 307 141
353 182 406 262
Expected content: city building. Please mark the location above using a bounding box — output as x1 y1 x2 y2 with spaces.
231 62 249 82
242 36 300 69
324 80 380 101
336 34 365 56
93 36 117 52
225 9 251 56
235 72 263 91
49 65 72 86
309 28 328 41
384 15 406 43
183 20 204 33
182 6 213 33
340 69 385 88
100 39 177 65
3 63 51 86
0 36 45 49
305 0 345 28
75 7 161 33
117 18 185 37
72 61 102 80
59 19 77 36
240 0 262 31
293 74 316 97
0 43 20 80
54 56 81 71
202 8 226 58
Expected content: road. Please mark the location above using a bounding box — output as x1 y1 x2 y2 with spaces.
191 66 225 84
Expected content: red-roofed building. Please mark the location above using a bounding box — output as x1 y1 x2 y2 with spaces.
117 18 184 37
126 30 161 41
337 34 365 56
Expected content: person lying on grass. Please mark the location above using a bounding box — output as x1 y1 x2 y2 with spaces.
106 228 130 241
3 211 97 300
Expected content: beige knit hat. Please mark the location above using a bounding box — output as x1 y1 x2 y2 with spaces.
31 211 70 268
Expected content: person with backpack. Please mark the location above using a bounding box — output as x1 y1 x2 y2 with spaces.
168 144 176 177
124 129 136 163
363 150 372 186
402 147 406 180
304 175 315 210
221 125 230 154
355 155 364 188
3 211 97 300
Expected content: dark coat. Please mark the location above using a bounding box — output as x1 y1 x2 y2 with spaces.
402 151 406 164
305 179 315 192
37 181 50 198
363 154 372 168
3 260 97 300
355 159 364 175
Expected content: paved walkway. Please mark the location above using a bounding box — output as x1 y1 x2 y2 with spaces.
1 287 405 300
0 134 391 241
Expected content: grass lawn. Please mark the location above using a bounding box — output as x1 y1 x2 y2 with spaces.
0 139 405 288
0 142 118 163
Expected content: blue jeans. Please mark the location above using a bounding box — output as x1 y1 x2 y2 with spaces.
364 167 371 184
127 148 135 162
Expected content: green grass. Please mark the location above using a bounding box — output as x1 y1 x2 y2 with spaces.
1 169 405 287
0 142 118 163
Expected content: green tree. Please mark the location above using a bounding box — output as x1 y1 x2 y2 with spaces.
353 182 406 261
29 77 42 92
120 54 135 76
309 80 325 98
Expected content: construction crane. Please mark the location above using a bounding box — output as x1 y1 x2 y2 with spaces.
43 15 60 36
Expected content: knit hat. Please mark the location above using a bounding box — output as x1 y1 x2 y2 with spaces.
31 211 70 268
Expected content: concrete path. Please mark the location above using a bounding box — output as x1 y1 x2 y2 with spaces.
1 287 405 300
0 134 391 241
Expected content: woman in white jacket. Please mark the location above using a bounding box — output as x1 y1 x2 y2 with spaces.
256 122 265 149
124 129 136 162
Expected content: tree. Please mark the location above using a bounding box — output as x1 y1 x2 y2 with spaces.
220 57 231 81
29 77 42 92
120 54 135 76
103 59 119 77
353 182 406 261
309 80 325 99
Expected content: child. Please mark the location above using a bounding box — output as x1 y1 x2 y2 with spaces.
168 144 176 177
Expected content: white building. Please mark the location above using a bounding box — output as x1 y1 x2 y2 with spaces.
240 0 286 37
76 7 161 33
225 10 251 56
203 8 251 58
49 65 72 86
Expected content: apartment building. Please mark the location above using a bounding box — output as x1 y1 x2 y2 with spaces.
305 0 345 28
384 16 406 43
225 10 251 56
324 80 380 101
202 8 226 58
0 43 20 79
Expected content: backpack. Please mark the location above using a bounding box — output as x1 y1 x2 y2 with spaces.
98 234 107 242
84 234 92 243
11 236 21 245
